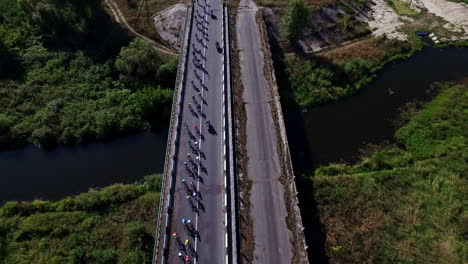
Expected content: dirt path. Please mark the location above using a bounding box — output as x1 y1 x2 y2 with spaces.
105 0 178 55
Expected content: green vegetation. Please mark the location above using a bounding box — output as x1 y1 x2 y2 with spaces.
0 0 177 149
306 83 467 263
282 37 416 108
387 0 418 16
445 0 468 4
283 0 310 42
0 174 161 264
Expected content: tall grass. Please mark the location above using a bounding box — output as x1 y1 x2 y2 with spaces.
0 174 161 264
309 83 468 263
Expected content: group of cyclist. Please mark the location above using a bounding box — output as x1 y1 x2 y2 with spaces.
174 0 218 262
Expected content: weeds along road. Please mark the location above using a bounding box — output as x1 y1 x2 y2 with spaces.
162 0 227 263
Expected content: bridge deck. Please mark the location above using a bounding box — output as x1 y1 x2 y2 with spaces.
154 0 228 263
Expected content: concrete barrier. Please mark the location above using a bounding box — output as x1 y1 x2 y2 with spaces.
256 13 309 263
152 4 195 264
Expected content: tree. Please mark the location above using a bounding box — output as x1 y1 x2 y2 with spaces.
132 86 172 128
115 38 161 89
283 0 310 42
157 56 178 89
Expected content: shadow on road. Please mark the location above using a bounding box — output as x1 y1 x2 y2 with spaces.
266 19 329 263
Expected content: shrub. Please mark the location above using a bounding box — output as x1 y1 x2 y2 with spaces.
0 179 159 263
115 38 162 89
92 249 117 264
124 221 146 247
132 86 173 128
157 56 178 88
0 113 11 133
283 0 310 42
144 174 162 192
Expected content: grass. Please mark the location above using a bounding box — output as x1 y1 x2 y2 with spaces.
307 82 468 263
0 174 161 264
388 0 417 16
446 0 468 3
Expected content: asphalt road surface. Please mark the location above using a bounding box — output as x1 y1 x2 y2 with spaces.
237 0 293 263
167 0 226 263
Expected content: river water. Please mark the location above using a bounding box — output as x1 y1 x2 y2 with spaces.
285 46 468 172
0 131 167 203
1 46 467 204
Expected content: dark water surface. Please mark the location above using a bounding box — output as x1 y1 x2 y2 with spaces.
285 46 468 172
0 131 167 203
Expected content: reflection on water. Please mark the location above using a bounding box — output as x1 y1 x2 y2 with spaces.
285 46 468 172
0 131 167 203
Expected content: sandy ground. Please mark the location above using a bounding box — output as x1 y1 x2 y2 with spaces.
367 0 408 40
154 3 188 50
418 0 468 36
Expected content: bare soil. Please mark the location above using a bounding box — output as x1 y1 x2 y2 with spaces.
154 4 188 50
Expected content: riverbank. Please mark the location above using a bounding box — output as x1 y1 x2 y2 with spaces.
0 131 167 203
303 82 467 263
261 0 468 109
0 0 176 151
284 45 468 170
0 174 160 263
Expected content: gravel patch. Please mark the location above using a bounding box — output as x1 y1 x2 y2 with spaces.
154 3 188 50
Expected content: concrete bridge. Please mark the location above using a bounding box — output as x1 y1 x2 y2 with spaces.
152 1 237 263
152 0 308 263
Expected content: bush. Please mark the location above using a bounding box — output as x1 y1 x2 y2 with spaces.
283 0 310 42
144 174 162 192
0 179 159 263
157 56 178 88
124 221 146 247
132 86 173 128
115 38 162 89
92 249 117 264
0 113 11 133
31 126 56 147
0 201 19 217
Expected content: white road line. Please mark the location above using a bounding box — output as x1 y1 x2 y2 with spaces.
194 1 211 263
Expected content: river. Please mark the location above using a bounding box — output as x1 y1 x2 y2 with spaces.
1 46 467 204
285 46 468 172
0 131 167 203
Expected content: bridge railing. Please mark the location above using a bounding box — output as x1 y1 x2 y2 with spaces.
222 6 239 264
152 4 195 264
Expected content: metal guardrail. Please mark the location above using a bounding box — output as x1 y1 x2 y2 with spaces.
152 4 195 264
223 6 239 264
